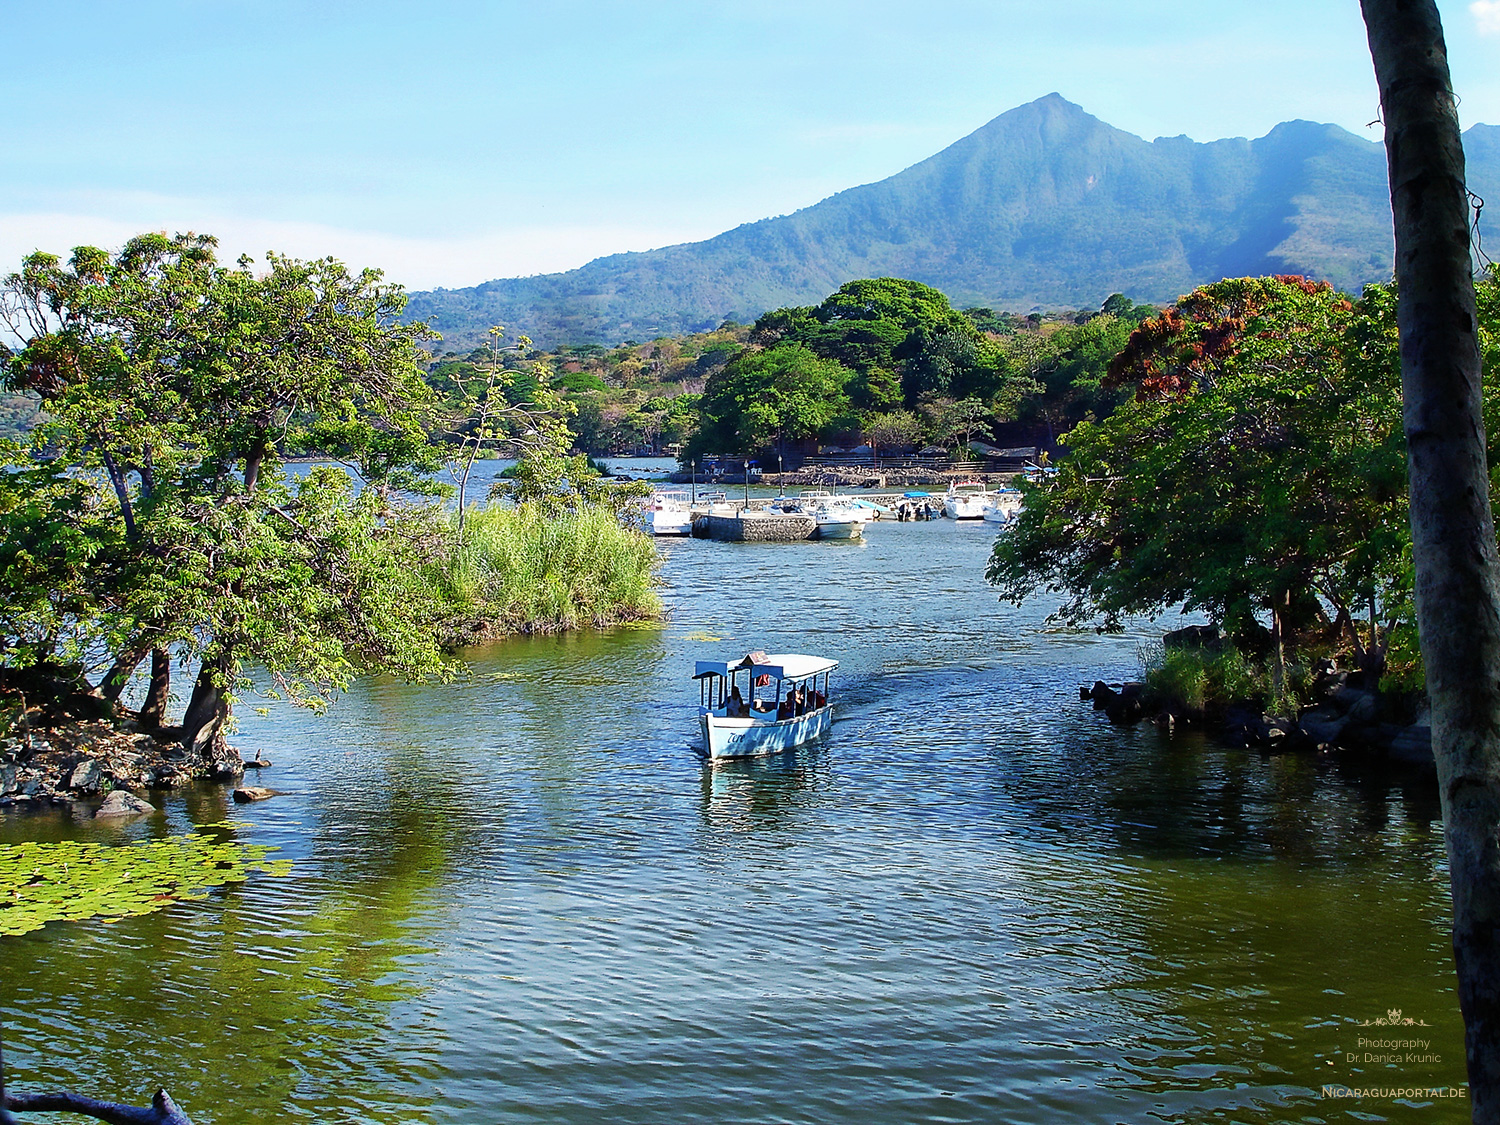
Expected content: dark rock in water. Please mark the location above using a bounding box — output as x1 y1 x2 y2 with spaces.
1389 724 1434 765
0 763 15 796
68 758 102 793
1344 691 1379 724
1163 624 1221 651
231 787 275 803
94 790 155 818
1298 709 1348 746
243 757 272 769
1096 682 1146 722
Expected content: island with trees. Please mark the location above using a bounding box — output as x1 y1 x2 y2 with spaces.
0 234 661 804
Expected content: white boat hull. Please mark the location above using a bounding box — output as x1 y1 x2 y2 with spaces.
944 496 989 519
701 706 832 759
646 509 694 536
814 517 863 540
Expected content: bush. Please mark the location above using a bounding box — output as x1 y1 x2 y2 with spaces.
1140 643 1267 715
439 505 662 637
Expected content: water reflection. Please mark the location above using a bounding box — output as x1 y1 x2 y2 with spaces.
0 517 1467 1123
697 745 831 834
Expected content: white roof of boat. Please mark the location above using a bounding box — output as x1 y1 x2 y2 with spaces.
694 652 838 680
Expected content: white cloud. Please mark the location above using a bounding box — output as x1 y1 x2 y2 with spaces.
1474 0 1500 35
0 211 712 292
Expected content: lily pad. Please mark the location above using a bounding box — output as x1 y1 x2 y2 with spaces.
0 825 291 936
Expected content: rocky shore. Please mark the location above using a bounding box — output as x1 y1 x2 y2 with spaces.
1084 659 1433 768
1 672 248 816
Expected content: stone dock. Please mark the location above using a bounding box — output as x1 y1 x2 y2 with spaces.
695 510 816 541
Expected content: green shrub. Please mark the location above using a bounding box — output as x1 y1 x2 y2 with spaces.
1141 642 1268 715
439 504 662 636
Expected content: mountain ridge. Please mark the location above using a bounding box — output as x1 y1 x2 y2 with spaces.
408 95 1497 349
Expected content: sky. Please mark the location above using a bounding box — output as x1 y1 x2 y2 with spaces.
3 1 1498 292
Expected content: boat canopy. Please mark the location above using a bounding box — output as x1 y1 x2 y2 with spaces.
694 653 838 681
903 490 931 498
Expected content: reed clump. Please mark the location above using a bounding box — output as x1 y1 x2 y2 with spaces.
439 504 662 640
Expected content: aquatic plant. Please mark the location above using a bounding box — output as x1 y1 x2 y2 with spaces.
439 504 661 636
0 827 290 937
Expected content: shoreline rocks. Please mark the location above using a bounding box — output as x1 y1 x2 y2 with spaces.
1081 678 1434 767
0 712 247 813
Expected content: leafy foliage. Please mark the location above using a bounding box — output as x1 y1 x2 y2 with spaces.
0 235 456 752
686 344 853 459
988 276 1412 680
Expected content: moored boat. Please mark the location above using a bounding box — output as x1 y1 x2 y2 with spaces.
644 490 694 536
981 489 1024 524
808 501 863 539
943 480 991 519
694 652 837 759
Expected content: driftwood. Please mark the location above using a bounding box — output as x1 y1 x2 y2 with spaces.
0 1032 194 1125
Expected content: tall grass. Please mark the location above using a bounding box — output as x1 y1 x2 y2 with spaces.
440 505 662 637
1139 642 1267 715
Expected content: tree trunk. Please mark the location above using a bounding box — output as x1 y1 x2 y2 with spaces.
98 448 137 543
97 642 149 704
1362 1 1500 1117
178 649 236 768
138 649 171 730
242 434 268 497
1269 592 1287 701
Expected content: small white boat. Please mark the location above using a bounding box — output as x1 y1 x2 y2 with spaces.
981 489 1024 524
695 652 838 759
781 489 876 526
943 480 991 520
644 490 694 536
808 501 863 539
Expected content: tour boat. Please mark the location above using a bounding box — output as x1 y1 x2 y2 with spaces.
943 480 992 519
981 489 1024 524
644 490 694 536
694 652 838 759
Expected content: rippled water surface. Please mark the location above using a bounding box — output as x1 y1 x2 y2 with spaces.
0 519 1464 1123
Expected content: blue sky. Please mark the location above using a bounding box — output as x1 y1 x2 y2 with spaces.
3 1 1497 290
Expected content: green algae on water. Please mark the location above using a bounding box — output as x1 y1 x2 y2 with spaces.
0 824 291 936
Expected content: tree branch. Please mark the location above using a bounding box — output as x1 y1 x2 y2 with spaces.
3 1089 194 1125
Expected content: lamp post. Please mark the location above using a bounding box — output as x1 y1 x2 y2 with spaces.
777 452 784 497
743 460 750 508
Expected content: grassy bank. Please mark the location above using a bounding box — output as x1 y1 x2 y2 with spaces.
439 505 663 641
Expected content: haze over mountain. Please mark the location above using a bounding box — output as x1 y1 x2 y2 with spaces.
408 94 1498 350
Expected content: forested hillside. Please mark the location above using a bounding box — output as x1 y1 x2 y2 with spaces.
406 94 1500 350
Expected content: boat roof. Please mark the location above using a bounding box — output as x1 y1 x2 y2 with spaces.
694 652 838 680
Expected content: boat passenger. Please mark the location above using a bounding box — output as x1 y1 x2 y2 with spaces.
727 684 746 717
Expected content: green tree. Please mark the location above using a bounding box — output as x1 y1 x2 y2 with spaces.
930 398 995 454
753 278 1000 411
687 344 852 459
988 276 1409 693
0 234 451 763
862 410 925 465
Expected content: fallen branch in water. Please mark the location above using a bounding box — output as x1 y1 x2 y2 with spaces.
0 1029 194 1124
2 1090 193 1125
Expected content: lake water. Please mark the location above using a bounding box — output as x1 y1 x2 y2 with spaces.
0 519 1464 1123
